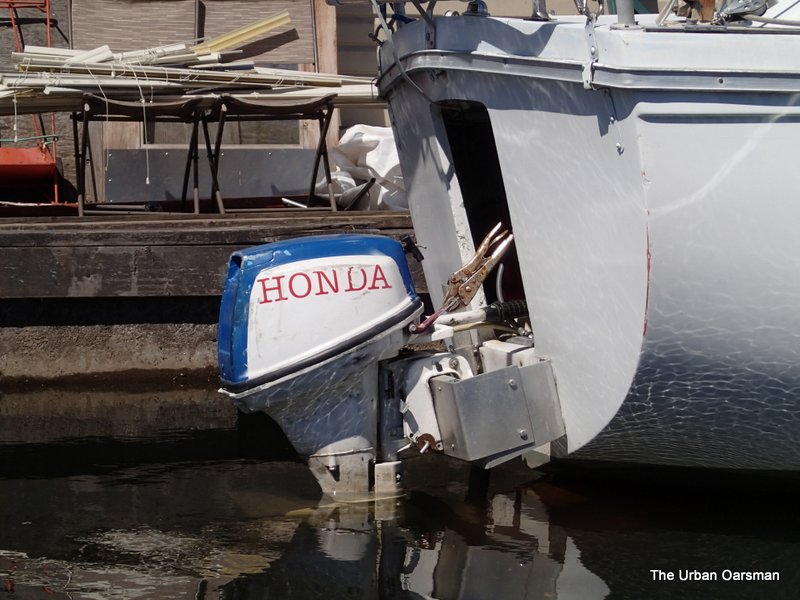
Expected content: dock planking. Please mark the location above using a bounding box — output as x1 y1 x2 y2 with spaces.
0 211 422 298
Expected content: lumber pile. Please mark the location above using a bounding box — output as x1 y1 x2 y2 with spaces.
0 11 383 116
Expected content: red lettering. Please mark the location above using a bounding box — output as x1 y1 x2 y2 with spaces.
346 267 368 292
288 272 312 298
257 275 287 304
258 265 392 304
368 264 392 290
314 270 339 295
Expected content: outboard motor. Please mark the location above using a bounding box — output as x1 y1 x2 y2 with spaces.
218 232 565 499
218 234 423 498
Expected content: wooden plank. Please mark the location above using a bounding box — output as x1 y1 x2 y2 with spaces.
0 224 409 247
301 0 340 148
88 121 106 203
0 210 411 236
313 0 338 75
316 0 340 145
0 245 234 297
105 122 142 150
698 0 716 21
92 121 143 203
0 209 409 224
0 212 425 298
191 11 292 54
0 235 425 297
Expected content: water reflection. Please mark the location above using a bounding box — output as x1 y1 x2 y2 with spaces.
2 391 800 599
220 481 609 600
0 443 608 599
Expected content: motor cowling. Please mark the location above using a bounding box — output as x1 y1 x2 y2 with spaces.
218 234 421 392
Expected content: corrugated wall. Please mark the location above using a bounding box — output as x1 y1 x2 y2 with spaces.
201 0 314 65
70 0 315 64
335 2 386 129
71 0 198 51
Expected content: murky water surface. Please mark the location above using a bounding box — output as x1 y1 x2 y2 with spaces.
2 385 800 599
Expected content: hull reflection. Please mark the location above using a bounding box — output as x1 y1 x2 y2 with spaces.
220 464 609 600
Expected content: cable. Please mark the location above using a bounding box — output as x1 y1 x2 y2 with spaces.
11 95 18 142
370 0 438 106
85 64 113 179
495 263 506 303
129 67 152 185
486 300 529 322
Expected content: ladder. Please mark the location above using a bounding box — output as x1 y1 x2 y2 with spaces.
0 0 59 203
1 0 52 51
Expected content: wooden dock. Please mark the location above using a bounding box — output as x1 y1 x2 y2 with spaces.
0 210 417 298
0 210 423 382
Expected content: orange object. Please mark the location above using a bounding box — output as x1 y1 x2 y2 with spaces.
0 1 59 202
0 146 56 182
0 146 58 202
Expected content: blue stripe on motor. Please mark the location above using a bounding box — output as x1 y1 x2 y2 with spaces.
217 234 418 386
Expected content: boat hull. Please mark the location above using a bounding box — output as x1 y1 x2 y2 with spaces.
380 15 800 470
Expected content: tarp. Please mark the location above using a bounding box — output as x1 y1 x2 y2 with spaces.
324 125 407 210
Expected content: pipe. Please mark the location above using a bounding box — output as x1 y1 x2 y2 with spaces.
532 0 550 20
743 13 800 26
616 0 636 26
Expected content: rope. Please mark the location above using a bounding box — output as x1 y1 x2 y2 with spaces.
131 68 152 185
85 64 112 177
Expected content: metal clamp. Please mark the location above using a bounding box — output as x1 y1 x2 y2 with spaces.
582 11 599 90
412 222 514 333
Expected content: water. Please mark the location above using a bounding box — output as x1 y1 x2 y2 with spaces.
2 385 800 599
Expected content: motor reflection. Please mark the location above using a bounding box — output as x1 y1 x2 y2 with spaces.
219 484 609 600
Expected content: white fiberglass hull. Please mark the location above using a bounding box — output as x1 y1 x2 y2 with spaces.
379 13 800 470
